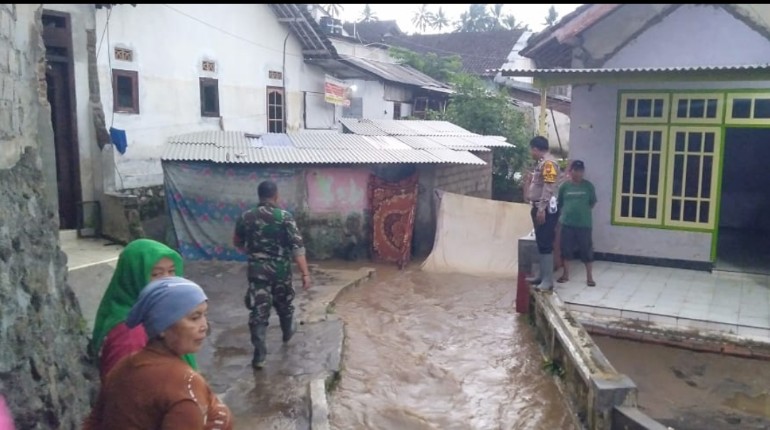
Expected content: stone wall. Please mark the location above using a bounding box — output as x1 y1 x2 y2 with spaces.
102 185 170 245
0 5 95 429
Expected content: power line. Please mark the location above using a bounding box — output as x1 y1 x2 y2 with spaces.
162 4 304 59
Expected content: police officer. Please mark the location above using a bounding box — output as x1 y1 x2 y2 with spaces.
526 136 561 292
233 180 312 369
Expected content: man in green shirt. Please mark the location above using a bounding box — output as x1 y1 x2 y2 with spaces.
556 160 598 286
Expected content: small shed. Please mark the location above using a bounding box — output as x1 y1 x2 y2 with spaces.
161 120 511 262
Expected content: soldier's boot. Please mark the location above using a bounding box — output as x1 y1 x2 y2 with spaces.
250 325 268 369
280 315 296 343
535 253 555 292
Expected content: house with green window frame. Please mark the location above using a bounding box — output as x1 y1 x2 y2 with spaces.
502 3 770 274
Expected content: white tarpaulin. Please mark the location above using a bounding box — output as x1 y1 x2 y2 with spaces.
421 191 534 277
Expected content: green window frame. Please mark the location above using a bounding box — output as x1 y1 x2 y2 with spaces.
665 127 721 230
614 92 724 231
614 125 667 225
671 93 723 124
619 93 670 124
725 93 770 124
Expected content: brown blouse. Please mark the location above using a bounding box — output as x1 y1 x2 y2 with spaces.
83 345 233 430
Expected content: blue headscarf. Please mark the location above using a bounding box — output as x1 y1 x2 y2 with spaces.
126 276 207 338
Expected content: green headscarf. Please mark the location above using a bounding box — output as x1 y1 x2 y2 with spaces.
89 238 198 370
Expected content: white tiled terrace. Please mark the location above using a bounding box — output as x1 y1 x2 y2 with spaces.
554 261 770 342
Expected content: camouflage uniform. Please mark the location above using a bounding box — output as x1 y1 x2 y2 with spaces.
233 202 306 365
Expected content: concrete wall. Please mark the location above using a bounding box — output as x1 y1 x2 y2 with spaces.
603 5 770 69
0 4 95 428
332 38 415 120
95 4 333 191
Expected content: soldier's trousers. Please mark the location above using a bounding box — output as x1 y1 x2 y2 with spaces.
245 277 295 363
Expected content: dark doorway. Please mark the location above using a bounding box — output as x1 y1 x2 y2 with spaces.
42 10 81 230
716 128 770 275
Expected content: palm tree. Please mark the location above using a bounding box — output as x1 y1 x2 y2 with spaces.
360 4 377 23
430 6 449 32
502 14 529 31
490 4 505 30
544 5 559 27
321 4 343 18
468 4 491 31
412 4 434 33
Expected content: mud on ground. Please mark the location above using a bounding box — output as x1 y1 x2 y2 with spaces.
595 335 770 430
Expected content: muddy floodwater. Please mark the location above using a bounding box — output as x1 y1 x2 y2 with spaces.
329 270 578 430
595 335 770 430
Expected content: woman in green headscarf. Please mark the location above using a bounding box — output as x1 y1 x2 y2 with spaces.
90 239 198 381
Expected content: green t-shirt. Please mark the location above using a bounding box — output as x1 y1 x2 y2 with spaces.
558 180 597 228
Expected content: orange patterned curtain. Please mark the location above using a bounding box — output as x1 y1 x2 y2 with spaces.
368 173 419 269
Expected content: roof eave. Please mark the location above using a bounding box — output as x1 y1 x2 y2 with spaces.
497 65 770 87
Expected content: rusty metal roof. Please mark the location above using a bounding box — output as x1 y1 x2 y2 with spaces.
162 130 487 165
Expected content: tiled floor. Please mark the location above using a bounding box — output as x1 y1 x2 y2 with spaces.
554 260 770 342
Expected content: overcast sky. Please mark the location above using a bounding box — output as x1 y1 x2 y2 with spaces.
338 4 583 34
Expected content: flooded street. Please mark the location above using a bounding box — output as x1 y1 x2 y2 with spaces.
595 335 770 430
329 270 578 430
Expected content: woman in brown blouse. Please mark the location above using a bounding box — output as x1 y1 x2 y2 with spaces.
84 276 233 430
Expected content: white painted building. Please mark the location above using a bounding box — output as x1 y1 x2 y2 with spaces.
94 3 337 191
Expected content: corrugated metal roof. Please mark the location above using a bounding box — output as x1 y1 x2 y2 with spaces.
162 130 488 165
496 64 770 76
339 118 502 138
341 56 453 92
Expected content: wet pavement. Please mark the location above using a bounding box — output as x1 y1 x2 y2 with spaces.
186 261 374 429
595 335 770 430
329 269 579 430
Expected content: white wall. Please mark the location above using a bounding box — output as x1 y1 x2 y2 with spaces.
95 4 332 190
42 4 100 203
332 38 415 120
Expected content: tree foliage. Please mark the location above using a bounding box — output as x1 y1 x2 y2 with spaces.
360 4 377 23
544 5 560 27
321 4 343 18
390 47 531 201
389 46 463 83
454 4 530 33
412 4 433 33
430 75 530 199
430 7 450 32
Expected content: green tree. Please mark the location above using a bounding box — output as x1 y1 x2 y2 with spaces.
360 4 377 22
390 46 530 201
454 4 529 33
502 14 529 31
430 75 530 200
412 4 434 33
430 7 450 32
544 5 559 27
389 46 462 82
321 4 343 18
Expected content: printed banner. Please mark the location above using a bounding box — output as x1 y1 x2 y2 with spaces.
324 75 350 107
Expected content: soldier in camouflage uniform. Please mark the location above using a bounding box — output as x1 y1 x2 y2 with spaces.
526 135 561 292
233 180 312 369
